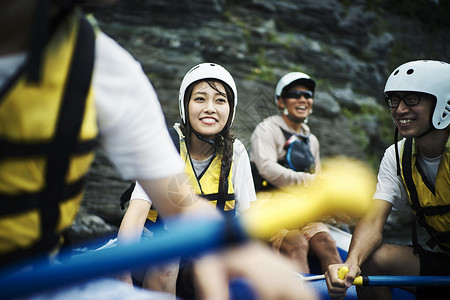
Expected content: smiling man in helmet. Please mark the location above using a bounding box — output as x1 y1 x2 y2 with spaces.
249 72 343 274
325 60 450 299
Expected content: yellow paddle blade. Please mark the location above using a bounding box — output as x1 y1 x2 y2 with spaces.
242 157 376 239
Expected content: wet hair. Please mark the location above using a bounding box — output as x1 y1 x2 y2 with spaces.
181 79 235 194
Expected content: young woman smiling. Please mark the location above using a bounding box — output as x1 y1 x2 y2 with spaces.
118 63 256 298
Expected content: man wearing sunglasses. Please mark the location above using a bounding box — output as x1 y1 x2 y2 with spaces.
250 72 343 274
326 60 450 300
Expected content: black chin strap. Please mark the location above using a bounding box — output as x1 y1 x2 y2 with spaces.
192 130 216 147
394 124 435 176
286 112 305 124
415 109 435 139
394 127 401 176
416 126 435 138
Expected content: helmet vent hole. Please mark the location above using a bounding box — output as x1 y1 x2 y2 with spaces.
443 101 450 119
394 70 399 75
407 69 414 75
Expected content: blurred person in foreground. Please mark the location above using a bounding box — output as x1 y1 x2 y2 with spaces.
0 1 316 299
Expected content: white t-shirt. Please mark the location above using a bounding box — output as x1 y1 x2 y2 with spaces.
131 138 257 213
373 139 440 210
0 32 184 181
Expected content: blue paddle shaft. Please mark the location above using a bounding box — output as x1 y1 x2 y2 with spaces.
0 218 248 299
366 276 450 287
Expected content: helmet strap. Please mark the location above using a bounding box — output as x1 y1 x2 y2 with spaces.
394 123 434 176
285 112 306 124
283 107 306 124
416 126 435 139
416 111 435 138
282 102 308 124
192 129 217 147
394 127 401 176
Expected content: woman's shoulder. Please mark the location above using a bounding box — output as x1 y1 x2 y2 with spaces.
232 138 246 150
232 138 250 157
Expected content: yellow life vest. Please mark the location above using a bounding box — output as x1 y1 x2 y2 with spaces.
146 125 236 225
0 12 97 265
401 137 450 254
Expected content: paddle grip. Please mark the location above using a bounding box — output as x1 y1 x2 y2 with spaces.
338 266 364 286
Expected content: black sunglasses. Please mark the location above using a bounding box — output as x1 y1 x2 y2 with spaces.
283 90 313 99
385 93 422 108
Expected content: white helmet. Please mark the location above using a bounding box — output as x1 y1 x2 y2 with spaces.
275 72 316 105
178 63 237 127
384 60 450 130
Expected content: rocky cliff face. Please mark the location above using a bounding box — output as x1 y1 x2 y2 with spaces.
68 0 449 245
